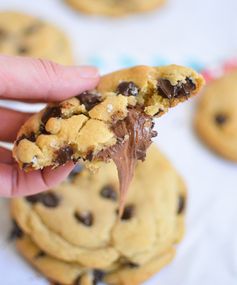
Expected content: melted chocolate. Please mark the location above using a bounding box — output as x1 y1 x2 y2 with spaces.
55 146 74 165
41 106 62 125
116 81 140 97
97 107 156 215
157 77 196 99
76 91 101 111
16 132 36 145
39 106 62 135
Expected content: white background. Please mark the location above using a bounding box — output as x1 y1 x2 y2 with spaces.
0 0 237 284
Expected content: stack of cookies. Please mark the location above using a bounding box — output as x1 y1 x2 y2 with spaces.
10 146 186 285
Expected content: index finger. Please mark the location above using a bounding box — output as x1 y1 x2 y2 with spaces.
0 55 99 102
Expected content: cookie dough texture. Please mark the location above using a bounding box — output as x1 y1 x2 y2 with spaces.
65 0 166 17
194 70 237 162
13 65 205 170
0 12 73 65
11 146 186 284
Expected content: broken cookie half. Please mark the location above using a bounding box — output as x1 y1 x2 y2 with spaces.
13 65 204 211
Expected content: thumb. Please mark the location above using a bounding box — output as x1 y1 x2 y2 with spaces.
0 55 99 102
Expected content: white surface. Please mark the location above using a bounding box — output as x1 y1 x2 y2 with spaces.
0 0 237 284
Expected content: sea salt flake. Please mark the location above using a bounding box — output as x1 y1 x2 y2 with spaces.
107 104 113 113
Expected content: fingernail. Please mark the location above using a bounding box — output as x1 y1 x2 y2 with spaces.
75 66 99 79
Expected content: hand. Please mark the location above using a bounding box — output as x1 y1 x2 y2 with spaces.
0 55 99 198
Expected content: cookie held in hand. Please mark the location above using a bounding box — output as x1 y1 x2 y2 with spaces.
13 65 204 209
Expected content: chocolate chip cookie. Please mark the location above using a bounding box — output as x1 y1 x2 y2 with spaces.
13 65 204 171
14 233 175 285
65 0 165 17
194 70 237 162
13 65 203 209
0 12 73 65
11 145 186 280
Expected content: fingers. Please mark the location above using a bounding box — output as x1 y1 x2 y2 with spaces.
0 55 99 102
0 162 74 197
0 147 13 164
0 107 32 142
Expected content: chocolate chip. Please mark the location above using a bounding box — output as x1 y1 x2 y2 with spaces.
55 146 74 165
0 28 7 40
41 192 60 208
157 79 176 99
24 22 42 35
85 150 94 161
116 81 139 96
215 114 228 125
26 192 59 208
17 46 29 54
22 162 32 170
73 157 80 164
151 130 158 137
74 211 94 227
183 77 196 93
177 195 186 214
9 220 23 240
38 123 49 135
39 106 61 134
100 185 117 201
16 132 36 145
35 250 46 259
153 109 164 116
41 108 59 133
25 193 43 204
41 106 62 126
157 77 196 99
150 122 158 137
73 276 82 285
93 270 105 285
124 261 140 268
77 91 101 111
120 204 135 220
